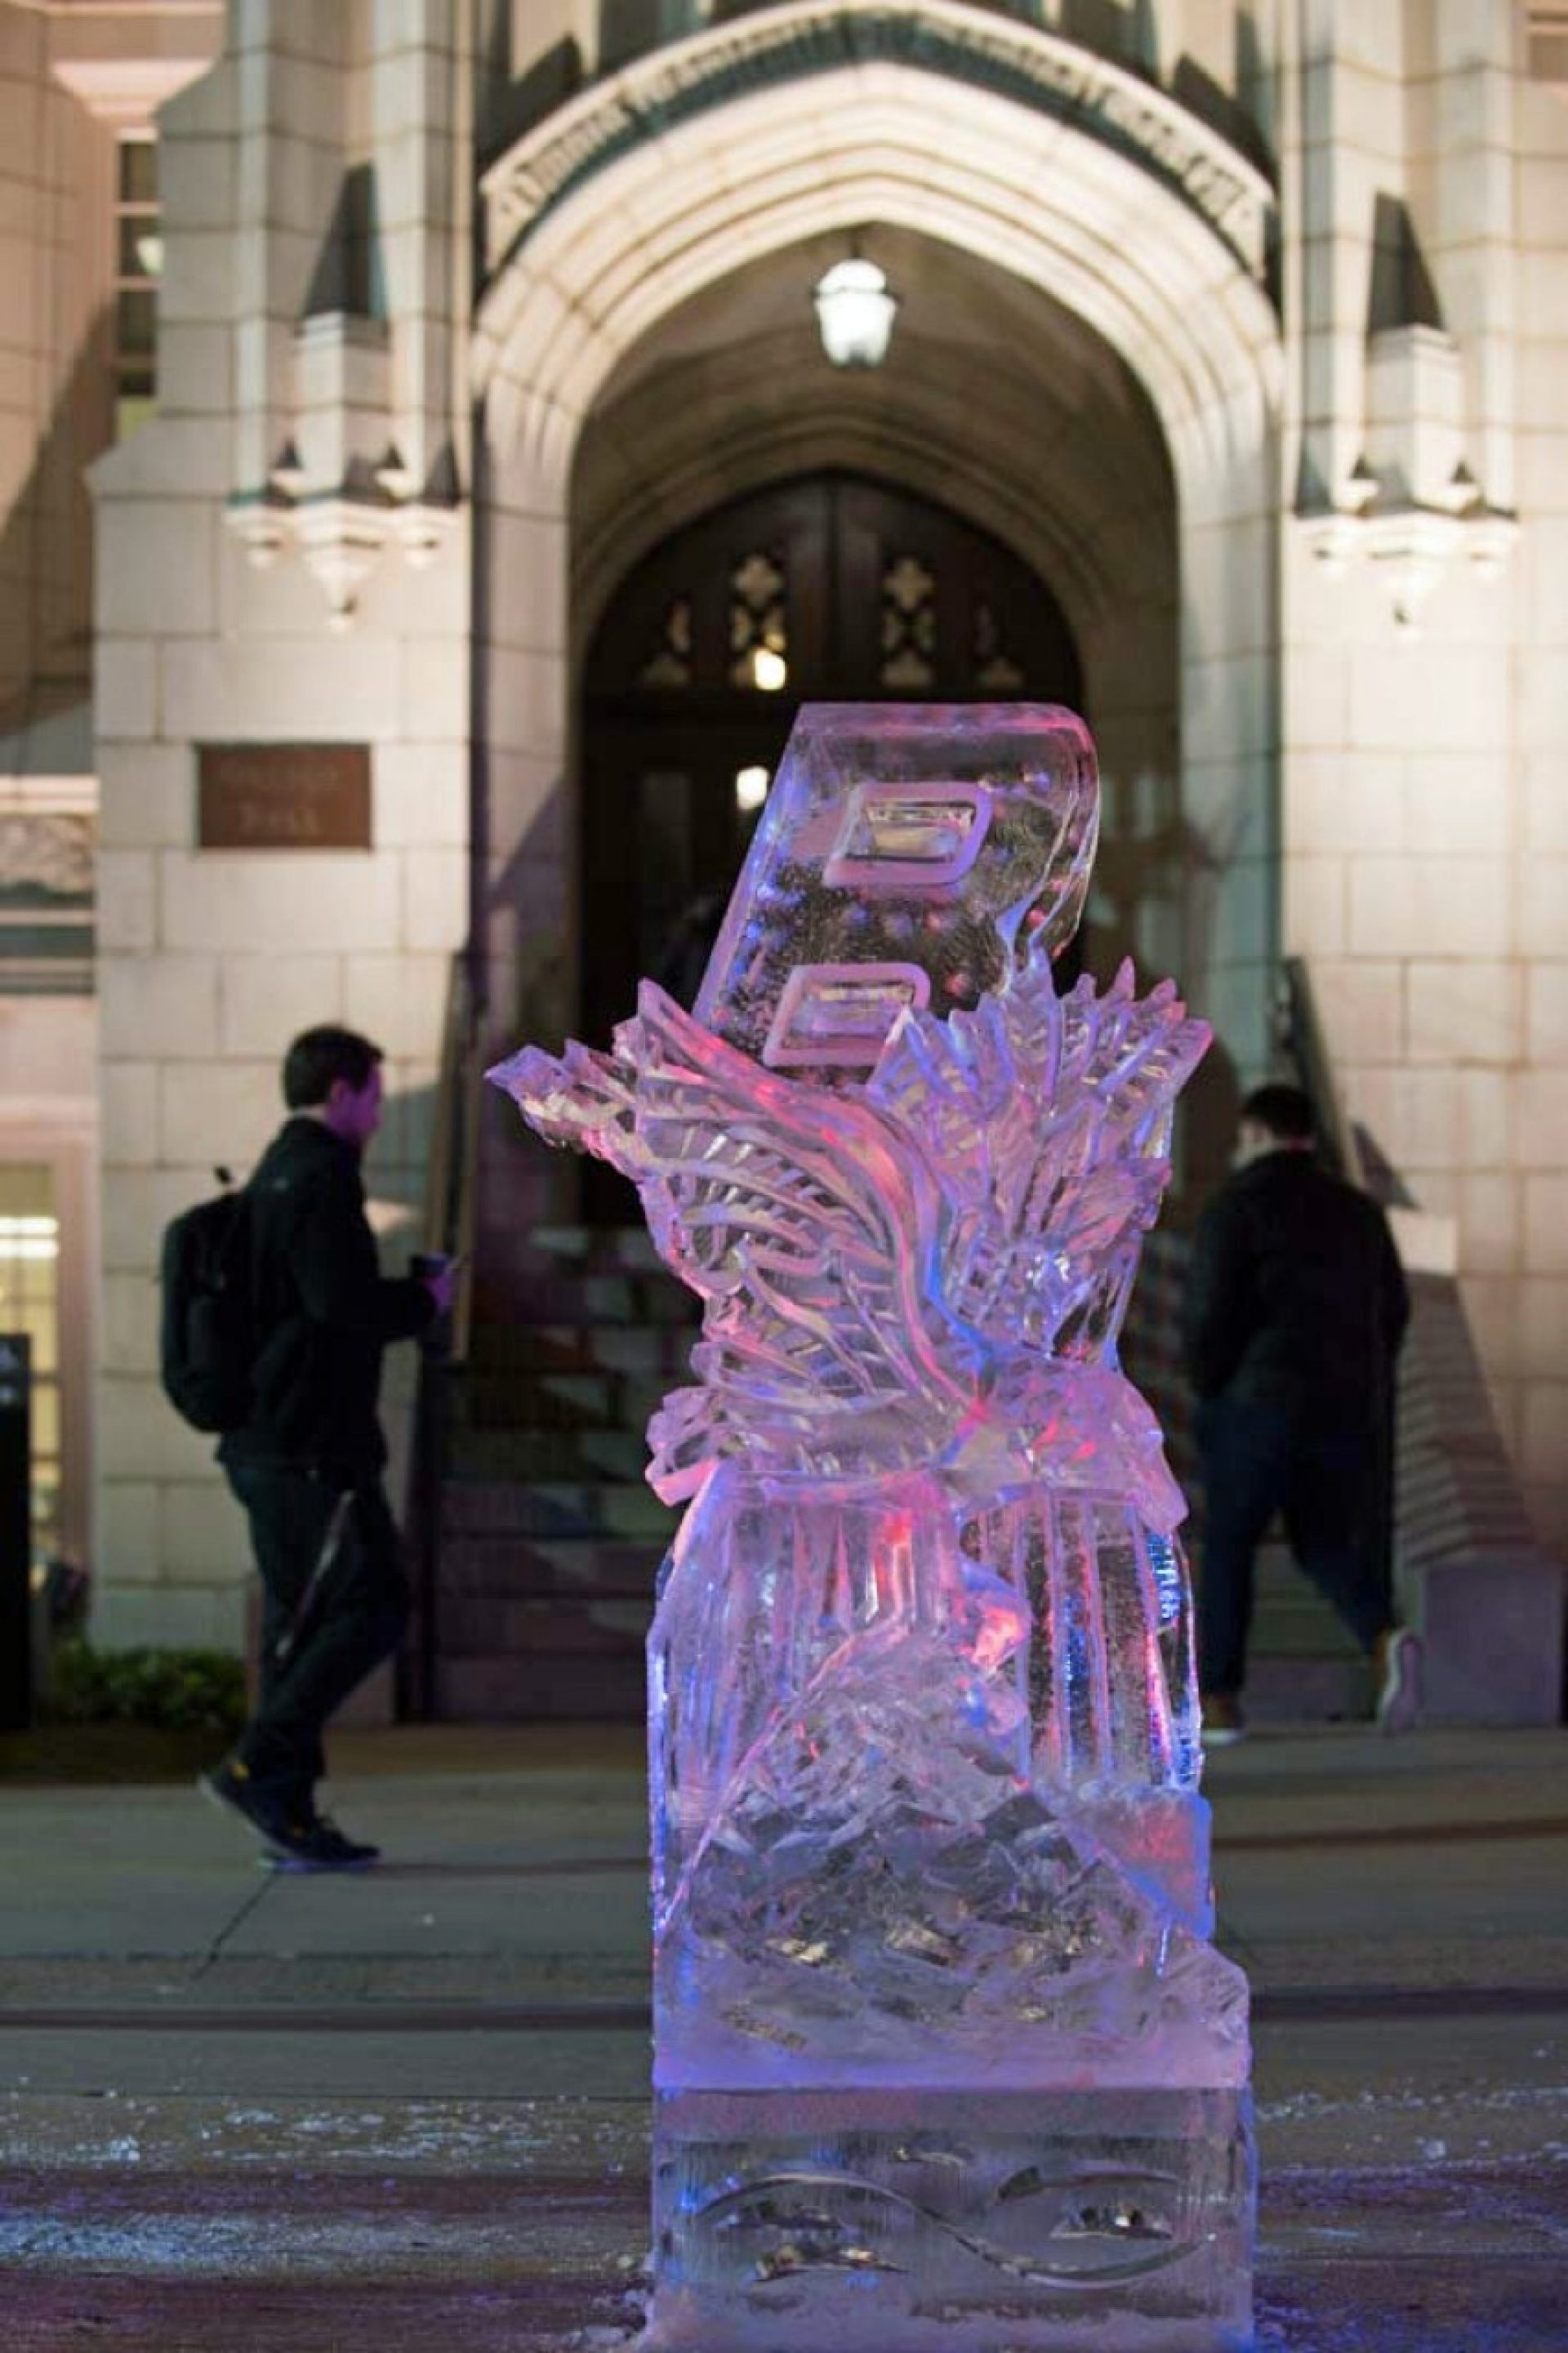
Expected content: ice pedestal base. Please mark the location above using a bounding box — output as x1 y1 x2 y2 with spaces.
644 2086 1256 2352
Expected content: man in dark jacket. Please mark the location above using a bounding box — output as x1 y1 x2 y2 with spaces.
201 1026 454 1866
1183 1082 1419 1745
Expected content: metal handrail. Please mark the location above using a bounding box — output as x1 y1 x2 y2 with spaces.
403 952 483 1718
452 979 483 1366
1276 954 1397 1604
1278 956 1360 1184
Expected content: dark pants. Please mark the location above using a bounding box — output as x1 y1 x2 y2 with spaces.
224 1460 408 1809
1196 1398 1394 1697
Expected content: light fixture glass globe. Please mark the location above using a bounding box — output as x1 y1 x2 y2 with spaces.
813 256 899 368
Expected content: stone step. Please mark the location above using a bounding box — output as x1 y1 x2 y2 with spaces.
453 1367 670 1437
466 1320 696 1378
450 1424 649 1484
528 1222 667 1275
437 1535 664 1602
1244 1651 1370 1724
441 1477 678 1543
1199 1543 1365 1721
470 1267 696 1326
434 1654 648 1721
1250 1549 1364 1653
437 1593 650 1656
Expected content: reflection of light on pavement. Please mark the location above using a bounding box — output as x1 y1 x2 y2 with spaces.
734 765 770 813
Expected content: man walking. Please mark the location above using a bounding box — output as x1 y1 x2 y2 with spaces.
1182 1082 1419 1745
201 1026 455 1866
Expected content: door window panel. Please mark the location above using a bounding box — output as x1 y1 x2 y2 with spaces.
0 1167 62 1561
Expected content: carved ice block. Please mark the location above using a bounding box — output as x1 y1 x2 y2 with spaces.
491 703 1256 2351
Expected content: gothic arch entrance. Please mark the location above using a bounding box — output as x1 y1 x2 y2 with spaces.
474 24 1283 1211
580 470 1084 1044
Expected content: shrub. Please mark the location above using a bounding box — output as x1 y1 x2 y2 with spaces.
45 1641 247 1739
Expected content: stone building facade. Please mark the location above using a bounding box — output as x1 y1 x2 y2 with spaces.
0 0 1563 1666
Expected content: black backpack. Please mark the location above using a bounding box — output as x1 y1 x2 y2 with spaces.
159 1172 254 1433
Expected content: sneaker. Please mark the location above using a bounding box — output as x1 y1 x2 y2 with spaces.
1374 1627 1423 1734
1200 1692 1247 1749
199 1759 305 1851
263 1813 381 1873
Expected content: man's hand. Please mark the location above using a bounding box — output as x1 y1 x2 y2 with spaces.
420 1258 460 1317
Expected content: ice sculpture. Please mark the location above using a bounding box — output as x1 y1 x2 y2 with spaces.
491 706 1255 2351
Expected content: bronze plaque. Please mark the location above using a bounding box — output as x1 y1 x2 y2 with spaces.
198 744 372 851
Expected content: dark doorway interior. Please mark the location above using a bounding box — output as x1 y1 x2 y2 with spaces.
578 471 1084 1210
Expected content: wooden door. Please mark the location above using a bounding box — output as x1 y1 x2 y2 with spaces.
580 471 1083 1059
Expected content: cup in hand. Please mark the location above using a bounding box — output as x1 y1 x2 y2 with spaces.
411 1250 458 1318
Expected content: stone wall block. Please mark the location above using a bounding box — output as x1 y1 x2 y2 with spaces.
344 951 452 1059
160 638 406 742
96 644 158 739
97 746 193 851
397 635 470 743
1312 959 1406 1063
1458 1173 1521 1276
1523 1174 1568 1272
100 1169 213 1277
381 1061 439 1175
1396 751 1510 858
1513 1071 1568 1172
219 955 344 1058
1515 856 1568 959
372 743 468 849
100 955 220 1062
1349 1063 1463 1172
1406 960 1522 1066
1281 643 1350 752
97 851 158 955
159 228 242 328
1521 1382 1568 1491
1519 1279 1568 1383
96 421 234 501
159 851 403 955
0 998 96 1099
1416 1553 1565 1726
163 1479 251 1583
156 1058 285 1170
98 1370 216 1482
1348 855 1508 960
1459 1069 1515 1174
101 1063 159 1170
1523 761 1568 855
1283 854 1349 957
483 646 568 759
102 1271 160 1377
1525 963 1568 1065
159 136 237 234
94 1482 163 1584
401 844 467 952
91 1584 246 1656
1349 642 1508 754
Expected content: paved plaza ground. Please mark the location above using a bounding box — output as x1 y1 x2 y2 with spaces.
1 1722 1566 2351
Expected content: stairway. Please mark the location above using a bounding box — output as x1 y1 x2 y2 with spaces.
1124 1230 1367 1724
429 1223 1365 1724
430 1226 693 1720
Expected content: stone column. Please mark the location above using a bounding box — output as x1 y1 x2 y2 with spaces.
91 1 472 1652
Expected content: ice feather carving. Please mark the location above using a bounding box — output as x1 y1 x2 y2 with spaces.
492 951 1203 1526
871 943 1209 1359
493 984 982 1498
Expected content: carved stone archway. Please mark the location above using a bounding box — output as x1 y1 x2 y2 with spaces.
470 3 1284 1164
